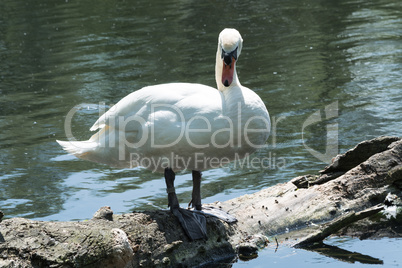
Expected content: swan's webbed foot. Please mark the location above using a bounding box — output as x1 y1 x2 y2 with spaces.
187 170 237 223
164 168 236 240
164 168 207 241
197 206 237 223
171 207 207 241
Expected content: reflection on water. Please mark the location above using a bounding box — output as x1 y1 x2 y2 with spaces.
0 0 401 251
233 237 402 267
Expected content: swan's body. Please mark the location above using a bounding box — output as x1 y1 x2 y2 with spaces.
58 29 270 173
57 29 270 240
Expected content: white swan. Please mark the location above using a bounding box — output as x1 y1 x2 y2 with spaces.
57 28 270 240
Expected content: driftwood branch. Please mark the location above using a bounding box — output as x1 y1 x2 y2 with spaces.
1 136 402 267
294 205 384 248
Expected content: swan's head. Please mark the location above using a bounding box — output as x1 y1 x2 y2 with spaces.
218 28 243 88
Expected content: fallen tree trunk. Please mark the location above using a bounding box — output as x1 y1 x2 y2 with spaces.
1 136 402 267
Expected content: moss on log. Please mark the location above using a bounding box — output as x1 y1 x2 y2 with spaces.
1 136 402 267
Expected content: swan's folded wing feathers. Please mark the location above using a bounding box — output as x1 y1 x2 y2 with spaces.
89 91 148 131
89 83 221 133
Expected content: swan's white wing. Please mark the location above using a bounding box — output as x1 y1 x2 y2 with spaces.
89 83 220 132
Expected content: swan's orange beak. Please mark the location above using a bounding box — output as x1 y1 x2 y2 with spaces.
222 58 235 87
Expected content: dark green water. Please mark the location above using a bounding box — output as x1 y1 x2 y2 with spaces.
1 0 401 266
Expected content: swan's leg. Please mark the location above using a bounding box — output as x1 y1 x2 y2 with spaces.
164 168 207 241
189 170 202 210
164 168 179 210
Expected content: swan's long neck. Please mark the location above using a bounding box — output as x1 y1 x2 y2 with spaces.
215 45 240 91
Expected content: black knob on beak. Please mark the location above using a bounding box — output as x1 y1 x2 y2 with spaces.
223 53 232 65
221 46 238 66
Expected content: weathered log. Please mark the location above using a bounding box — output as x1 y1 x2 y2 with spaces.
1 136 402 267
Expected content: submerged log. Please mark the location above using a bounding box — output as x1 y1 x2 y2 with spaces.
1 136 402 267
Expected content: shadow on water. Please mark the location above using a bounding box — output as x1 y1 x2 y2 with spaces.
302 242 383 265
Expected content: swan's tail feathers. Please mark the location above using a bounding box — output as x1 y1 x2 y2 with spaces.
56 140 98 158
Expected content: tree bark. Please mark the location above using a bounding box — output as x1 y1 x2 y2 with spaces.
1 136 402 267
